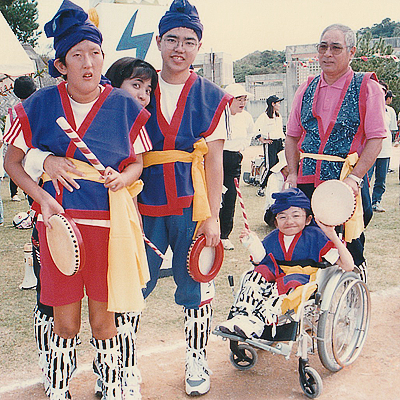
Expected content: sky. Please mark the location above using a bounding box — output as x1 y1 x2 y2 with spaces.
35 0 400 61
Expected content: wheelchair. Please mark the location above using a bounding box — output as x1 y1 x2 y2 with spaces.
213 264 371 398
242 141 268 187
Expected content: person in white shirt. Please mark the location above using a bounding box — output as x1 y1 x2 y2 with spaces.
263 150 288 226
220 83 254 250
385 91 397 142
254 95 285 196
368 89 394 212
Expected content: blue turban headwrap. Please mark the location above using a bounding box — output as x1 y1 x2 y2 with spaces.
159 0 203 41
271 188 311 215
44 0 103 78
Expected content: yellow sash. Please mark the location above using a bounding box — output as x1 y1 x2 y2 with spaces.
300 152 363 242
142 138 211 223
42 159 150 313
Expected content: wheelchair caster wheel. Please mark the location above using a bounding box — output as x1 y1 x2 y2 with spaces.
299 366 322 398
229 343 258 371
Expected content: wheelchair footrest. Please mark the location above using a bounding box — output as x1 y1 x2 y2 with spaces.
260 321 298 342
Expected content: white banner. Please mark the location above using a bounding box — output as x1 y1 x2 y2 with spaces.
96 3 168 72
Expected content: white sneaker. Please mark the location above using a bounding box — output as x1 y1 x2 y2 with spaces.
217 318 237 335
12 194 21 202
185 350 211 396
221 238 234 250
233 315 265 339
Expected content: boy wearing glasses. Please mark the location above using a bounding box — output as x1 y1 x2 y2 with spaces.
285 23 387 284
137 0 232 396
217 188 354 339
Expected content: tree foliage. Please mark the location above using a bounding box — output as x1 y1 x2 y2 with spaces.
0 0 40 47
359 18 400 39
352 31 400 113
233 50 285 83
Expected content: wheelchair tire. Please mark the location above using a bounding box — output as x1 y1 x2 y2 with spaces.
229 343 258 371
299 366 323 399
317 272 370 372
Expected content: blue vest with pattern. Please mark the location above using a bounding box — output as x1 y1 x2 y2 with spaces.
300 72 367 181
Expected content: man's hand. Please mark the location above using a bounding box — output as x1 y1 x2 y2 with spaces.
197 217 220 247
343 176 360 196
285 173 298 189
44 155 84 194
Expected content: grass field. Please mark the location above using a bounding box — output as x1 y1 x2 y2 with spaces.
0 145 399 388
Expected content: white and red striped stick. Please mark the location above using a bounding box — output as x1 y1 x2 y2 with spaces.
56 117 106 176
233 177 250 231
56 116 165 259
143 236 165 259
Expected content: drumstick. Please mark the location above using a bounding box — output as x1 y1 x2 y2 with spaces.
56 117 106 176
56 116 165 260
233 177 250 230
143 236 165 259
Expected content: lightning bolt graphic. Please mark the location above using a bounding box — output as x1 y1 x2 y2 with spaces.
116 10 153 60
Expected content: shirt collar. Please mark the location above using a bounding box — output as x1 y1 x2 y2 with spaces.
320 68 353 89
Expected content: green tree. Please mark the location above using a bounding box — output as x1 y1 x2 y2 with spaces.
233 50 285 82
0 0 40 47
352 31 400 113
359 18 400 39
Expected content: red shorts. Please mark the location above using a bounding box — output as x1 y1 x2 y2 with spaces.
37 221 109 307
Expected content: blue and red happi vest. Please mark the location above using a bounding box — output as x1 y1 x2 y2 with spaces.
138 72 232 217
15 81 149 219
298 71 376 185
254 226 335 294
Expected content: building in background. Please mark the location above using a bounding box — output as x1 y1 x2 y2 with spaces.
193 52 233 87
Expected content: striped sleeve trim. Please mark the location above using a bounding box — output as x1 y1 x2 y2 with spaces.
133 126 153 155
3 115 22 145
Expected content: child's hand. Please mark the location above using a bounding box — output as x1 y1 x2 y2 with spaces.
314 218 336 239
239 228 252 243
104 166 126 192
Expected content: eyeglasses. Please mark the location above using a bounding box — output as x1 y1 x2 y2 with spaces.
316 43 347 55
162 37 198 52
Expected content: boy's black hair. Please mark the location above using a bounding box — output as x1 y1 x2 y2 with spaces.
13 76 36 100
105 57 158 94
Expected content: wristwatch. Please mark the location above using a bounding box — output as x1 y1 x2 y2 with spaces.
347 174 364 188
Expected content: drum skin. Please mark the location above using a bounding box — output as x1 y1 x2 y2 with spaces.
311 180 356 226
46 214 85 276
187 235 224 283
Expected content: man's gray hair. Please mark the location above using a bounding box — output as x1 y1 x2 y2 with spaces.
320 24 356 48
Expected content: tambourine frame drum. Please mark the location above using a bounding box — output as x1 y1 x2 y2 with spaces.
311 180 356 226
187 235 224 283
46 213 85 276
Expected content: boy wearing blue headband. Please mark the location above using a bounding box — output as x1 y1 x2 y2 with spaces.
218 188 354 339
4 1 152 399
136 0 232 396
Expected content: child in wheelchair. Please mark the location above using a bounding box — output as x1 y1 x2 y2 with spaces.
218 187 354 339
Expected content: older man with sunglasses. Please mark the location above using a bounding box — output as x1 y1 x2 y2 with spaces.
285 24 387 283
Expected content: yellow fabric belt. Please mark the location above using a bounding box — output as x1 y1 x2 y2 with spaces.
42 158 150 313
300 152 363 242
142 138 211 223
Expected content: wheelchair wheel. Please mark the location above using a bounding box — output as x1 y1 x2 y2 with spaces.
229 343 258 371
317 272 370 372
299 366 323 398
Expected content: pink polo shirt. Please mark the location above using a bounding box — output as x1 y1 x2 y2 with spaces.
286 68 387 155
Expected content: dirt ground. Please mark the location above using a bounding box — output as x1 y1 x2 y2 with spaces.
2 286 399 400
